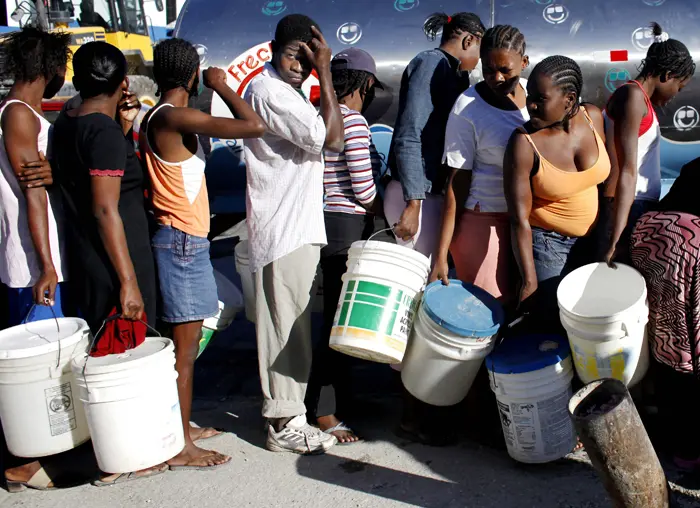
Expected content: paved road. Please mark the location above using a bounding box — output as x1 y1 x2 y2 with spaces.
3 233 700 507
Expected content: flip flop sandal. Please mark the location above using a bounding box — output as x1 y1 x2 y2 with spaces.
168 457 232 472
323 422 362 445
7 467 54 493
92 464 168 487
192 427 226 441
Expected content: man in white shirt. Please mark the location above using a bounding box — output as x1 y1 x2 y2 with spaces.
243 13 344 455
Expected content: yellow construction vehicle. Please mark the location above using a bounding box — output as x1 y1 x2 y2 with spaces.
2 0 161 105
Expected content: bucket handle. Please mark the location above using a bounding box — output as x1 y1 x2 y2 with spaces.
21 303 62 370
82 316 161 394
488 313 529 391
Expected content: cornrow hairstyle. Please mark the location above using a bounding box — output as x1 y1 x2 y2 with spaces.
72 41 127 99
532 55 583 132
2 25 71 83
331 68 372 101
480 25 526 59
273 13 320 49
153 38 200 96
638 22 695 81
423 12 485 44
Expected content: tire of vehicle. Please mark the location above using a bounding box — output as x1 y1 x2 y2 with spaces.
128 75 158 107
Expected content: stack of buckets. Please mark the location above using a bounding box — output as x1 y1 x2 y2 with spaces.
486 335 577 463
557 262 650 387
199 268 244 358
0 317 185 474
329 241 431 364
402 280 504 406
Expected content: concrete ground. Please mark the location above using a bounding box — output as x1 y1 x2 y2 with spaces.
3 230 700 508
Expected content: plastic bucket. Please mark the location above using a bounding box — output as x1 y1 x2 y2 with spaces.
329 241 430 364
486 335 576 464
72 337 185 473
401 280 504 406
557 263 650 387
235 240 256 323
199 269 244 358
0 318 91 458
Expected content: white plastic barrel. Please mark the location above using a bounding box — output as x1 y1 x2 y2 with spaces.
199 269 244 357
486 335 577 464
401 280 504 406
557 263 650 387
72 337 185 473
0 318 91 457
329 241 430 364
235 240 256 323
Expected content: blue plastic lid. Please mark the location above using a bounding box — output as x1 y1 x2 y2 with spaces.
486 335 571 374
422 280 505 338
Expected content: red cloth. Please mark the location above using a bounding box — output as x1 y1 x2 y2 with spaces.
90 308 147 357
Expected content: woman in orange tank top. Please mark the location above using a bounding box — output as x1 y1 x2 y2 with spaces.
504 56 610 330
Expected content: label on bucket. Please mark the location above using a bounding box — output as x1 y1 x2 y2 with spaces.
571 342 628 383
497 387 576 463
44 383 77 436
331 279 418 351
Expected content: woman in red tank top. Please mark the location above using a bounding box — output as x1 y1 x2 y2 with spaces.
601 22 694 265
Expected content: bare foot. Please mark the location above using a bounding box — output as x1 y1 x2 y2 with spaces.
573 438 584 452
96 463 168 485
189 425 223 441
167 442 231 469
317 414 360 444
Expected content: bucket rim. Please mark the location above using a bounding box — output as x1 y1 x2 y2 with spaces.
0 318 90 360
72 337 174 375
557 263 647 320
348 240 431 268
486 335 571 374
415 305 496 349
422 280 505 338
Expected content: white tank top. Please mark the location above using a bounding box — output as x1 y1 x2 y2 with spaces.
0 99 67 287
603 81 661 202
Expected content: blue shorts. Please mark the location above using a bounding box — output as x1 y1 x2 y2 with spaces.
152 225 218 324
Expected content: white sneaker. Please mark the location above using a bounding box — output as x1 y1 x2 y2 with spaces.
266 415 337 455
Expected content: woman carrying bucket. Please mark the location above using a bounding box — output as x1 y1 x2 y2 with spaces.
504 56 610 328
629 156 700 471
305 48 385 445
51 42 162 486
431 25 529 305
140 38 264 469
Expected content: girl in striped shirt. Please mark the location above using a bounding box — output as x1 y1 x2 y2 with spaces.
306 48 385 444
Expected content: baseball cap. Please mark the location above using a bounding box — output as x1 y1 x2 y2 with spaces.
331 48 384 89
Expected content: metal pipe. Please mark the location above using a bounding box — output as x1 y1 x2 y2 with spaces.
569 378 670 508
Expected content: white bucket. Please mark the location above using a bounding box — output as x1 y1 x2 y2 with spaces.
72 337 185 473
401 280 503 406
486 335 577 464
329 241 430 364
235 240 256 323
200 269 244 357
557 263 650 387
0 318 91 457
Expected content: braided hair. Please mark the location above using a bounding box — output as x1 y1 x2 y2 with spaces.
638 23 695 81
331 68 372 101
2 25 71 83
480 25 526 59
531 55 583 131
423 12 485 44
153 38 200 96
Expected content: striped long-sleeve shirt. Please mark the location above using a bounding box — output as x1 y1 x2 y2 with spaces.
323 105 381 215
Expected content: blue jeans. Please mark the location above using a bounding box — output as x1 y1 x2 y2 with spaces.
531 227 592 331
595 198 655 264
152 225 218 324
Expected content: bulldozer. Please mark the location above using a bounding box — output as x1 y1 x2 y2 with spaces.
1 0 160 105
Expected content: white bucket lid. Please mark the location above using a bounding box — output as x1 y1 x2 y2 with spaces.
0 318 89 360
72 337 174 375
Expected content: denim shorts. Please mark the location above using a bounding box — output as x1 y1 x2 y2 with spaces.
152 225 218 324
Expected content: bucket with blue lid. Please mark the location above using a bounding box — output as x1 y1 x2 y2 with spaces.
486 335 577 464
401 280 505 407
